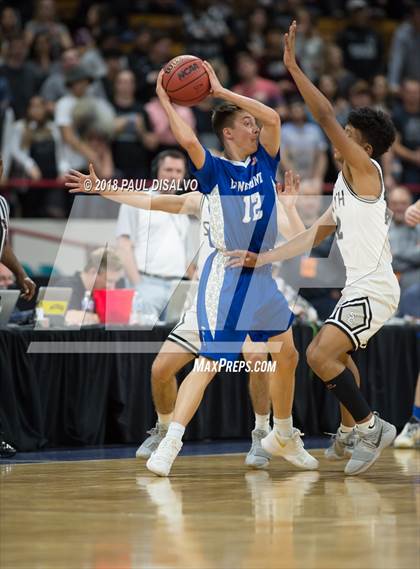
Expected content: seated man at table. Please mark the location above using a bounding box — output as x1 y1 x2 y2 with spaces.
52 248 124 326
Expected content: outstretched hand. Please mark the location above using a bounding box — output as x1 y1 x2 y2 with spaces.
284 20 298 70
65 163 98 194
276 170 300 210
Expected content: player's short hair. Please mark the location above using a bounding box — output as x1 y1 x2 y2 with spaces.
85 248 122 274
347 107 396 159
211 103 242 143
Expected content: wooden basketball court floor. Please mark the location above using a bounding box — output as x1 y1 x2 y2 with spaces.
1 448 418 569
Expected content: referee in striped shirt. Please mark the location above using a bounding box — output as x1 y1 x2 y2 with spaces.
0 156 36 457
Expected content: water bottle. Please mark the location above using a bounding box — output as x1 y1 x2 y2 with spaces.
81 291 95 313
130 291 140 325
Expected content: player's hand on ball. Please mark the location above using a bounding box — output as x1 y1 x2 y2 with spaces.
284 20 298 69
202 61 224 98
224 250 260 269
156 69 170 103
65 163 98 194
405 202 420 227
276 170 300 210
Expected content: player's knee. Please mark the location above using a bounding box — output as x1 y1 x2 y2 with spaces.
277 345 299 369
244 352 266 367
151 354 173 383
306 342 328 374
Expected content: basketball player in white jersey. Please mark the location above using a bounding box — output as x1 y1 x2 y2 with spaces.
226 21 399 476
65 165 306 469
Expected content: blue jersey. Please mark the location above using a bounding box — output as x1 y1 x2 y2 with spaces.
189 144 280 254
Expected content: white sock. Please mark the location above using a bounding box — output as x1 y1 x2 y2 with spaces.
255 413 270 433
167 422 185 441
274 416 293 438
339 423 354 434
356 415 375 433
157 412 173 426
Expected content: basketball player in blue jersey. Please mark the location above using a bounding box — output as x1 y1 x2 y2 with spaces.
226 21 399 476
146 62 319 476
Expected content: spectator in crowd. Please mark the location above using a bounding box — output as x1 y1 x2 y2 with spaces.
145 96 196 155
24 0 72 57
323 43 355 99
0 34 40 119
0 77 15 180
128 26 153 67
0 263 15 289
280 99 328 188
232 52 283 106
0 6 22 47
97 48 125 102
259 27 293 93
388 186 420 293
241 7 268 59
336 0 384 81
84 2 119 43
40 47 105 113
111 69 158 179
130 33 173 104
183 0 231 61
294 8 324 82
74 27 106 80
336 80 373 125
28 31 57 87
387 2 420 94
11 95 67 217
278 179 345 320
53 247 124 325
116 150 191 320
54 64 110 176
371 74 392 113
390 79 420 186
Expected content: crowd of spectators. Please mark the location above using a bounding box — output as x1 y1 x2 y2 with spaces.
0 0 419 319
0 0 418 217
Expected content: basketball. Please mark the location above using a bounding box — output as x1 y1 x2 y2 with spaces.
162 55 210 107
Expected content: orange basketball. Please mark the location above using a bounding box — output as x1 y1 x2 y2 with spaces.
162 55 210 107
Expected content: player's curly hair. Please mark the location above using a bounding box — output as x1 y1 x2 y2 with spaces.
211 103 242 143
347 107 396 160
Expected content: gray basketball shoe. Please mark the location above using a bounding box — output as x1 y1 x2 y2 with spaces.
325 428 356 461
136 423 168 459
345 415 397 476
245 429 272 469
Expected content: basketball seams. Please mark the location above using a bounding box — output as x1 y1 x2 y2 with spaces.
163 57 201 91
167 70 209 95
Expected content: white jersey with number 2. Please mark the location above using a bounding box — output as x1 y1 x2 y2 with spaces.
331 159 396 292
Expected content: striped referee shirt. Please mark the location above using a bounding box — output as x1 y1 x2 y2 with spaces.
0 195 9 260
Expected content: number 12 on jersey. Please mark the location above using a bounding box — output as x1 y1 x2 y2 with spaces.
242 193 263 224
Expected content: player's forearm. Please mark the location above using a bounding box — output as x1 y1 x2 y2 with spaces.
219 88 280 127
160 99 199 149
278 206 306 240
287 63 335 124
259 225 319 265
1 242 27 280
